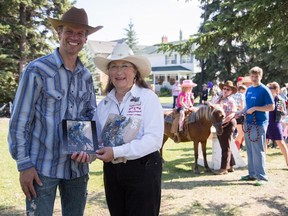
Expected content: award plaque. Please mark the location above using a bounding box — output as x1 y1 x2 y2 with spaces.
62 120 98 154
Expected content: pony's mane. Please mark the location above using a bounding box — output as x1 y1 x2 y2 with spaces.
195 104 224 121
195 105 210 121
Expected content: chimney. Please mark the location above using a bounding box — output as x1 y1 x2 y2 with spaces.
179 30 183 41
161 35 168 43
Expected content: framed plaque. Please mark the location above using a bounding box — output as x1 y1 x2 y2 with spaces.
62 120 98 154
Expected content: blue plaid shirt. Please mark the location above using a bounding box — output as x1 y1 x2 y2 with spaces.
8 48 97 179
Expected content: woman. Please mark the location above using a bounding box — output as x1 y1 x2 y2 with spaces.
213 80 237 175
200 83 209 104
266 82 288 166
94 43 164 216
233 85 247 150
176 80 197 131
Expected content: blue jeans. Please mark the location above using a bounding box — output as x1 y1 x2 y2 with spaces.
26 174 89 216
244 124 268 181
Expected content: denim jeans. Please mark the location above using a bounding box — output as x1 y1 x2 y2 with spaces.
26 174 89 216
244 123 268 181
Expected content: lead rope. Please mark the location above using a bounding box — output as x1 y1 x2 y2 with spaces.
242 112 260 142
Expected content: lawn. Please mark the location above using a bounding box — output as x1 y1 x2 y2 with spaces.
1 116 288 216
0 117 193 215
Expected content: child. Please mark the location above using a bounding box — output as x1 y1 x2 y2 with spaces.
176 80 197 131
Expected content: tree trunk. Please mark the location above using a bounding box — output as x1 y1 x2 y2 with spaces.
18 3 26 79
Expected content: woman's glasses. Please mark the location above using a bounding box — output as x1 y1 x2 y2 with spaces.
108 64 134 72
223 88 232 91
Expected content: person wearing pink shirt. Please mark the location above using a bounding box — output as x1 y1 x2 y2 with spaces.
176 80 197 132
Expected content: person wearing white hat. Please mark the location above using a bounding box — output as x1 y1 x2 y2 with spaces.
8 7 102 215
175 80 197 132
93 43 164 216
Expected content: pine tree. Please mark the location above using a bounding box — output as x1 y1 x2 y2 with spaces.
0 0 72 103
123 19 138 52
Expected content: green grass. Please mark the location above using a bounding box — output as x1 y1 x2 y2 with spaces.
2 116 287 216
0 117 200 215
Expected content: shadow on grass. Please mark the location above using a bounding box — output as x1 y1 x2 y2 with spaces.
165 201 242 216
164 195 288 216
162 146 215 181
256 196 288 215
0 205 25 216
162 179 251 190
89 170 103 176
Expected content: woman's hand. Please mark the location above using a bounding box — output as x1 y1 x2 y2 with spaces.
95 147 114 162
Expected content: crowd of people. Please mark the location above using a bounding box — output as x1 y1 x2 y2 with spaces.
6 6 288 216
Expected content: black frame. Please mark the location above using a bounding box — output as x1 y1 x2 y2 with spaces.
62 120 98 154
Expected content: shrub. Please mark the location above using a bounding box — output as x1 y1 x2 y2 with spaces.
159 86 171 97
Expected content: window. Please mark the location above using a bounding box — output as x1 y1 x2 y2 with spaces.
180 55 193 64
165 54 177 64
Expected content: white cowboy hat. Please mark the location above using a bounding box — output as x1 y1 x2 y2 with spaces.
94 43 151 77
48 7 103 35
181 80 197 88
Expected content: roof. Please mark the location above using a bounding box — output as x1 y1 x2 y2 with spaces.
152 65 191 72
87 41 117 54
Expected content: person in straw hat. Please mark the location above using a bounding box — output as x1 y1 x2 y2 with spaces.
8 7 102 215
213 80 238 175
176 80 197 132
92 43 164 216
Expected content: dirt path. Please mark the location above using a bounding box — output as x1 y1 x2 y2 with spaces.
160 151 288 216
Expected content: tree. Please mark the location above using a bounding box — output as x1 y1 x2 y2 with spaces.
0 0 72 103
157 0 288 86
123 19 138 51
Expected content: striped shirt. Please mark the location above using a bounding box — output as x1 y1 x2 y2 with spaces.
8 48 97 179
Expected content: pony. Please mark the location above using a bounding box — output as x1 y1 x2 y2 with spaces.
162 104 225 174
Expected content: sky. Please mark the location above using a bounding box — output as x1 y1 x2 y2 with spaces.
74 0 203 45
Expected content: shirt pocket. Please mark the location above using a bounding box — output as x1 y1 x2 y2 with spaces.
43 89 65 115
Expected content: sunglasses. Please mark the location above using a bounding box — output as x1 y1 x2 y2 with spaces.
223 88 232 91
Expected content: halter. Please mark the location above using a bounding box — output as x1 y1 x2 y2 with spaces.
242 112 260 142
209 107 223 128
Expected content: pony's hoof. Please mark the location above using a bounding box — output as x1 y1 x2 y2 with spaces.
205 168 212 173
194 169 201 174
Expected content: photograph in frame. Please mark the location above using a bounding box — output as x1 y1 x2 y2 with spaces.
62 120 98 154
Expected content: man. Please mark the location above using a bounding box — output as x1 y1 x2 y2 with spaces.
8 7 102 215
171 80 180 108
238 66 274 186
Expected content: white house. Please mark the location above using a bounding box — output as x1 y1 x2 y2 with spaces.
86 36 201 93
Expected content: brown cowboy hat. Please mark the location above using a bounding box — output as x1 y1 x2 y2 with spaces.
219 80 237 94
48 7 103 35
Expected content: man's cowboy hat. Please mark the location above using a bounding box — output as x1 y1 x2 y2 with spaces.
181 80 197 88
94 43 151 77
219 80 237 94
48 7 103 35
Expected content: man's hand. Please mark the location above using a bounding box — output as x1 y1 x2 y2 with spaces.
95 147 114 163
20 167 42 201
71 152 90 163
246 107 255 114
